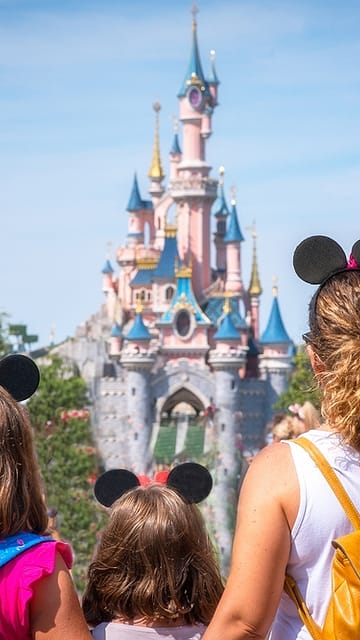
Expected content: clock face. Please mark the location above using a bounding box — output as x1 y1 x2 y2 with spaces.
188 86 202 109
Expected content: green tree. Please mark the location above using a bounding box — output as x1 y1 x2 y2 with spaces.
28 355 105 592
274 348 321 411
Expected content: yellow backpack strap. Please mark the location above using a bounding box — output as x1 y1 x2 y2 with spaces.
294 437 360 530
284 574 324 640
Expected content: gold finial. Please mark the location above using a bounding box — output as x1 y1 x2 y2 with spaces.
136 300 143 314
230 184 237 206
148 102 165 180
272 275 278 298
247 222 262 296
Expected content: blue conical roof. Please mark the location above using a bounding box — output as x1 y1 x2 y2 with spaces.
170 133 182 155
260 292 291 344
102 259 114 274
153 234 179 280
159 264 211 325
127 173 143 211
125 313 152 341
224 201 244 243
111 323 122 338
213 182 229 217
178 18 211 98
214 313 241 341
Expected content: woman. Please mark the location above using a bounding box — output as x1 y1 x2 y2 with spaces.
82 466 224 639
202 236 360 639
0 355 91 640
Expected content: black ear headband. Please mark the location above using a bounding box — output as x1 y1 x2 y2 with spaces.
293 235 360 285
0 353 40 401
94 462 213 508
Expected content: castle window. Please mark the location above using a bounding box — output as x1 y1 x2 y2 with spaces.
134 432 138 440
165 285 175 301
131 387 136 396
231 380 236 390
221 423 225 432
147 291 152 302
175 310 192 338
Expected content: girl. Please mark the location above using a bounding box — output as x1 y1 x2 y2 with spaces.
0 354 91 640
83 464 224 639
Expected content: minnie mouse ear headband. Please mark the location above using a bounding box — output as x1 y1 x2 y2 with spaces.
94 462 213 508
293 235 360 285
0 353 40 401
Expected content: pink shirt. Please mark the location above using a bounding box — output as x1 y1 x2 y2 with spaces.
0 540 72 639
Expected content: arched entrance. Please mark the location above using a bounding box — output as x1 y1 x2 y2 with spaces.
154 387 207 465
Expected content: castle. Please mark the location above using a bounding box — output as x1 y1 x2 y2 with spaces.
57 9 294 572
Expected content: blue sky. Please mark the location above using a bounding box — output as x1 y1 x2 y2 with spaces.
1 0 359 348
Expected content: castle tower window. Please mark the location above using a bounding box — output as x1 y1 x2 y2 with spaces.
175 310 191 338
131 387 136 396
231 380 236 390
221 423 225 432
165 285 175 301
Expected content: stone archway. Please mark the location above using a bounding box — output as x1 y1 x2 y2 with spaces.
153 387 208 465
161 386 205 416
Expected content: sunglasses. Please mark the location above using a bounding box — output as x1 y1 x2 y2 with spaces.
302 332 312 345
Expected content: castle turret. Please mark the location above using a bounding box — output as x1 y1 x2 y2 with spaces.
259 281 294 420
169 118 182 181
102 258 114 293
208 298 246 574
213 166 229 278
171 7 218 299
121 306 155 473
207 49 219 106
126 174 155 247
224 191 244 295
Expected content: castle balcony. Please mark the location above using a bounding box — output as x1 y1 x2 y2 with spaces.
208 348 247 371
120 350 156 371
169 176 218 201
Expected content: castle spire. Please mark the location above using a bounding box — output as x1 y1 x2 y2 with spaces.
178 4 210 98
148 102 165 180
260 277 291 344
248 225 262 296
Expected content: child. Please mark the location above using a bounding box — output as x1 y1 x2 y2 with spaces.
82 464 224 639
0 354 91 640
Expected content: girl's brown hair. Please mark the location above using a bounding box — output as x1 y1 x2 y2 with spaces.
82 483 224 626
308 270 360 450
0 387 48 536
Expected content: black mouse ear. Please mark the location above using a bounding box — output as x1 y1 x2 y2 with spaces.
94 469 140 507
350 240 360 266
293 235 347 285
167 462 213 503
0 354 40 401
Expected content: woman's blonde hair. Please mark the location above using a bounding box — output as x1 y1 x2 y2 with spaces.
82 483 224 626
308 270 360 450
0 387 48 536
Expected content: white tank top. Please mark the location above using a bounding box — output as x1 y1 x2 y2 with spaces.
270 429 360 640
